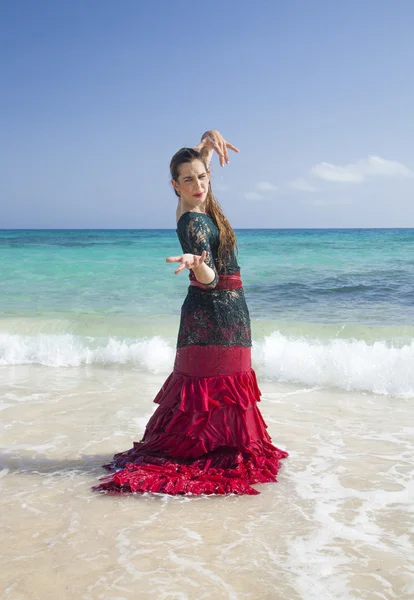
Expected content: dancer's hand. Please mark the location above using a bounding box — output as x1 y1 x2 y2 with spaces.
166 251 207 275
194 130 239 167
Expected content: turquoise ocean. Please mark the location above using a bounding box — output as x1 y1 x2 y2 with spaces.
1 228 413 397
2 228 414 599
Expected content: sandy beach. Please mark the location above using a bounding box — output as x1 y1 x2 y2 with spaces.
1 365 413 600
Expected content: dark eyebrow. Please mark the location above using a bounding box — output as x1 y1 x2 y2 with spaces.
183 172 205 180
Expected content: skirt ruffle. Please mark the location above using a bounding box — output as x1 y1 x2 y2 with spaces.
92 365 288 496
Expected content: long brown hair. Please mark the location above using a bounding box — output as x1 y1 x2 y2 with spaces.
170 148 237 268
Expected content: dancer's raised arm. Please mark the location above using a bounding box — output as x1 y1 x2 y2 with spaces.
194 129 239 168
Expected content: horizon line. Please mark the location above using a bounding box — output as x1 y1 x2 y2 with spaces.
1 227 414 231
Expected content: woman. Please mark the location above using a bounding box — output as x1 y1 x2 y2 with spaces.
93 130 288 495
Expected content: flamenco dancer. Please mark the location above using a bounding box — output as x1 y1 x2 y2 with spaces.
93 129 288 496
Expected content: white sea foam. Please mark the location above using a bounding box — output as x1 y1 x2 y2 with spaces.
255 331 414 398
0 331 413 397
0 333 174 373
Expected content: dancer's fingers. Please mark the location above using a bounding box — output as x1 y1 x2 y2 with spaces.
218 143 225 167
174 263 186 275
194 139 206 152
226 142 240 153
222 142 229 165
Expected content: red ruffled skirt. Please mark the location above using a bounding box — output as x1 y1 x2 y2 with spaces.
92 345 288 496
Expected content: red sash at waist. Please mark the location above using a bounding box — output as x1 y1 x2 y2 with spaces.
174 345 251 376
189 271 242 290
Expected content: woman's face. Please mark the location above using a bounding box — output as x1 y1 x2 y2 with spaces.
173 159 210 208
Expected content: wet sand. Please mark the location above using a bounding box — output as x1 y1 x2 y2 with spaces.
1 366 413 599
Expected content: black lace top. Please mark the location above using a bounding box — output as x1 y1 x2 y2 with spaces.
176 212 251 348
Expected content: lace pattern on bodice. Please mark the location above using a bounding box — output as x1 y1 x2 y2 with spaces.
176 212 251 348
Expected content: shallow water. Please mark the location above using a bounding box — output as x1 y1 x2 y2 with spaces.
2 228 414 400
1 366 413 599
2 228 414 326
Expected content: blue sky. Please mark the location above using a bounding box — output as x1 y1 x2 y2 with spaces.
1 0 414 228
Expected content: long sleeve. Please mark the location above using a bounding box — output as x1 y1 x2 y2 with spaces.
176 213 219 289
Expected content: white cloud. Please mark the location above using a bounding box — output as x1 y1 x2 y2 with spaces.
257 181 278 192
310 155 413 183
244 192 263 200
289 178 317 192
